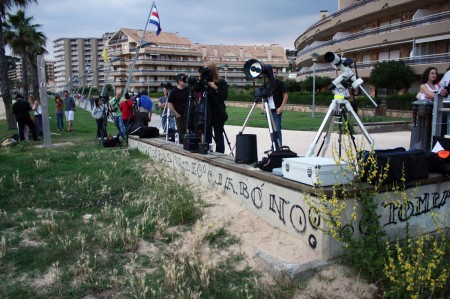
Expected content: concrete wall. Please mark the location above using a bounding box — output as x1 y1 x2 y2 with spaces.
129 137 450 259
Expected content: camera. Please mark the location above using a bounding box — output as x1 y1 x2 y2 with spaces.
198 66 213 82
99 95 109 103
181 75 198 86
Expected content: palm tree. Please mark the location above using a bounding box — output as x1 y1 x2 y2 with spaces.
4 10 45 101
0 0 37 130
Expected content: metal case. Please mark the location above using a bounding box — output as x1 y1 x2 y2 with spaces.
282 157 353 187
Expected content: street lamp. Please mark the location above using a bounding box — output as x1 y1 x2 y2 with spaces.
311 52 319 118
222 64 229 81
123 41 157 96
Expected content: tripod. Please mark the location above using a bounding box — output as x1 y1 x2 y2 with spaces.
305 94 375 157
232 86 281 154
158 97 176 140
98 103 122 148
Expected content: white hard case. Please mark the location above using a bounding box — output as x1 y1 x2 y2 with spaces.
282 157 353 187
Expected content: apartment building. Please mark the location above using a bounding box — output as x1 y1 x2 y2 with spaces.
12 59 56 92
295 0 450 95
53 34 113 92
53 29 288 94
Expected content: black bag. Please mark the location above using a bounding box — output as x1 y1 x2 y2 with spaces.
139 127 160 138
258 146 298 172
103 135 121 147
128 123 144 136
362 147 428 184
183 133 200 151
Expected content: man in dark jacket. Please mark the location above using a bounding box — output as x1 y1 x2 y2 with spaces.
12 94 39 142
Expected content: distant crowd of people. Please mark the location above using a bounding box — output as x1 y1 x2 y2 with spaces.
10 62 450 149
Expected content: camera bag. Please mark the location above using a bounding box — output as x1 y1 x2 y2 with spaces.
139 127 160 138
258 146 298 172
103 135 121 147
361 147 428 184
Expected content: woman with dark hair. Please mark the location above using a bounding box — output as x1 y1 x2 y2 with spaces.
91 98 107 139
418 67 448 101
55 94 65 131
202 60 228 153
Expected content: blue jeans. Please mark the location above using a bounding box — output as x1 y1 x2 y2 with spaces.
161 115 175 133
56 112 64 130
271 110 283 146
114 116 125 139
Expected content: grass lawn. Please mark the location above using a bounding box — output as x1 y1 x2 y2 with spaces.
0 99 297 298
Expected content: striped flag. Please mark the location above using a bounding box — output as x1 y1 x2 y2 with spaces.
149 3 162 36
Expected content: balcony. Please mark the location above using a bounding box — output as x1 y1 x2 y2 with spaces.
297 10 450 59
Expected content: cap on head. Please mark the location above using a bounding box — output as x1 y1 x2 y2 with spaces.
176 73 186 83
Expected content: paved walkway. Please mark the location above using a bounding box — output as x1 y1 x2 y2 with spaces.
1 97 413 157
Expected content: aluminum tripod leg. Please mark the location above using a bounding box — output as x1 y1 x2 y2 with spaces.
343 100 375 147
262 99 281 151
306 100 339 157
306 99 376 157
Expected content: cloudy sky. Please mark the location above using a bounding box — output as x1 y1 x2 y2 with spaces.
19 0 338 58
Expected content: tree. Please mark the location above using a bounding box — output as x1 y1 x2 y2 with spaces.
369 60 416 93
4 10 45 101
0 0 37 130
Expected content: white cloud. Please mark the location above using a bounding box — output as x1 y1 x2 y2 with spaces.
20 0 337 58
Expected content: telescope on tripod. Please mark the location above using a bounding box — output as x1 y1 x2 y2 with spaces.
233 59 282 163
305 52 377 157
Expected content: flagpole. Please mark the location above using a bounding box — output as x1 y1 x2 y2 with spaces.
123 2 155 95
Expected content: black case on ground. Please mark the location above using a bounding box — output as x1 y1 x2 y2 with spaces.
183 133 200 152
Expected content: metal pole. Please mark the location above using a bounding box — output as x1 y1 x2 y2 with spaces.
312 62 316 118
37 55 52 147
86 66 102 108
123 2 155 96
123 47 141 96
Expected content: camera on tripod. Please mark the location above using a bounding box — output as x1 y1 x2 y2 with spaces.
99 95 109 103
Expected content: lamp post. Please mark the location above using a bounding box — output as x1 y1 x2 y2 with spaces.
123 41 157 96
222 64 229 81
311 53 319 118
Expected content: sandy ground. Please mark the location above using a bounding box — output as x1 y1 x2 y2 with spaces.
178 185 377 298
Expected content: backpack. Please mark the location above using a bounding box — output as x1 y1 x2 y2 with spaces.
139 96 153 110
258 146 298 172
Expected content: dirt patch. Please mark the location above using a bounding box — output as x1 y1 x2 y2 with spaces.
159 185 375 298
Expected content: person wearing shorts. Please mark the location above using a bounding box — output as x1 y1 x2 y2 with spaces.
63 90 76 132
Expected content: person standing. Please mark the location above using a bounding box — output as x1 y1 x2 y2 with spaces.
63 90 76 132
168 73 189 143
137 90 153 125
29 95 43 137
12 94 39 142
55 94 65 131
158 82 175 133
120 93 136 131
268 67 288 146
91 98 107 139
203 61 228 153
109 91 125 139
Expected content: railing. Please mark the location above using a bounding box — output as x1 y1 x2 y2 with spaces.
298 10 450 57
302 0 374 34
298 53 450 76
